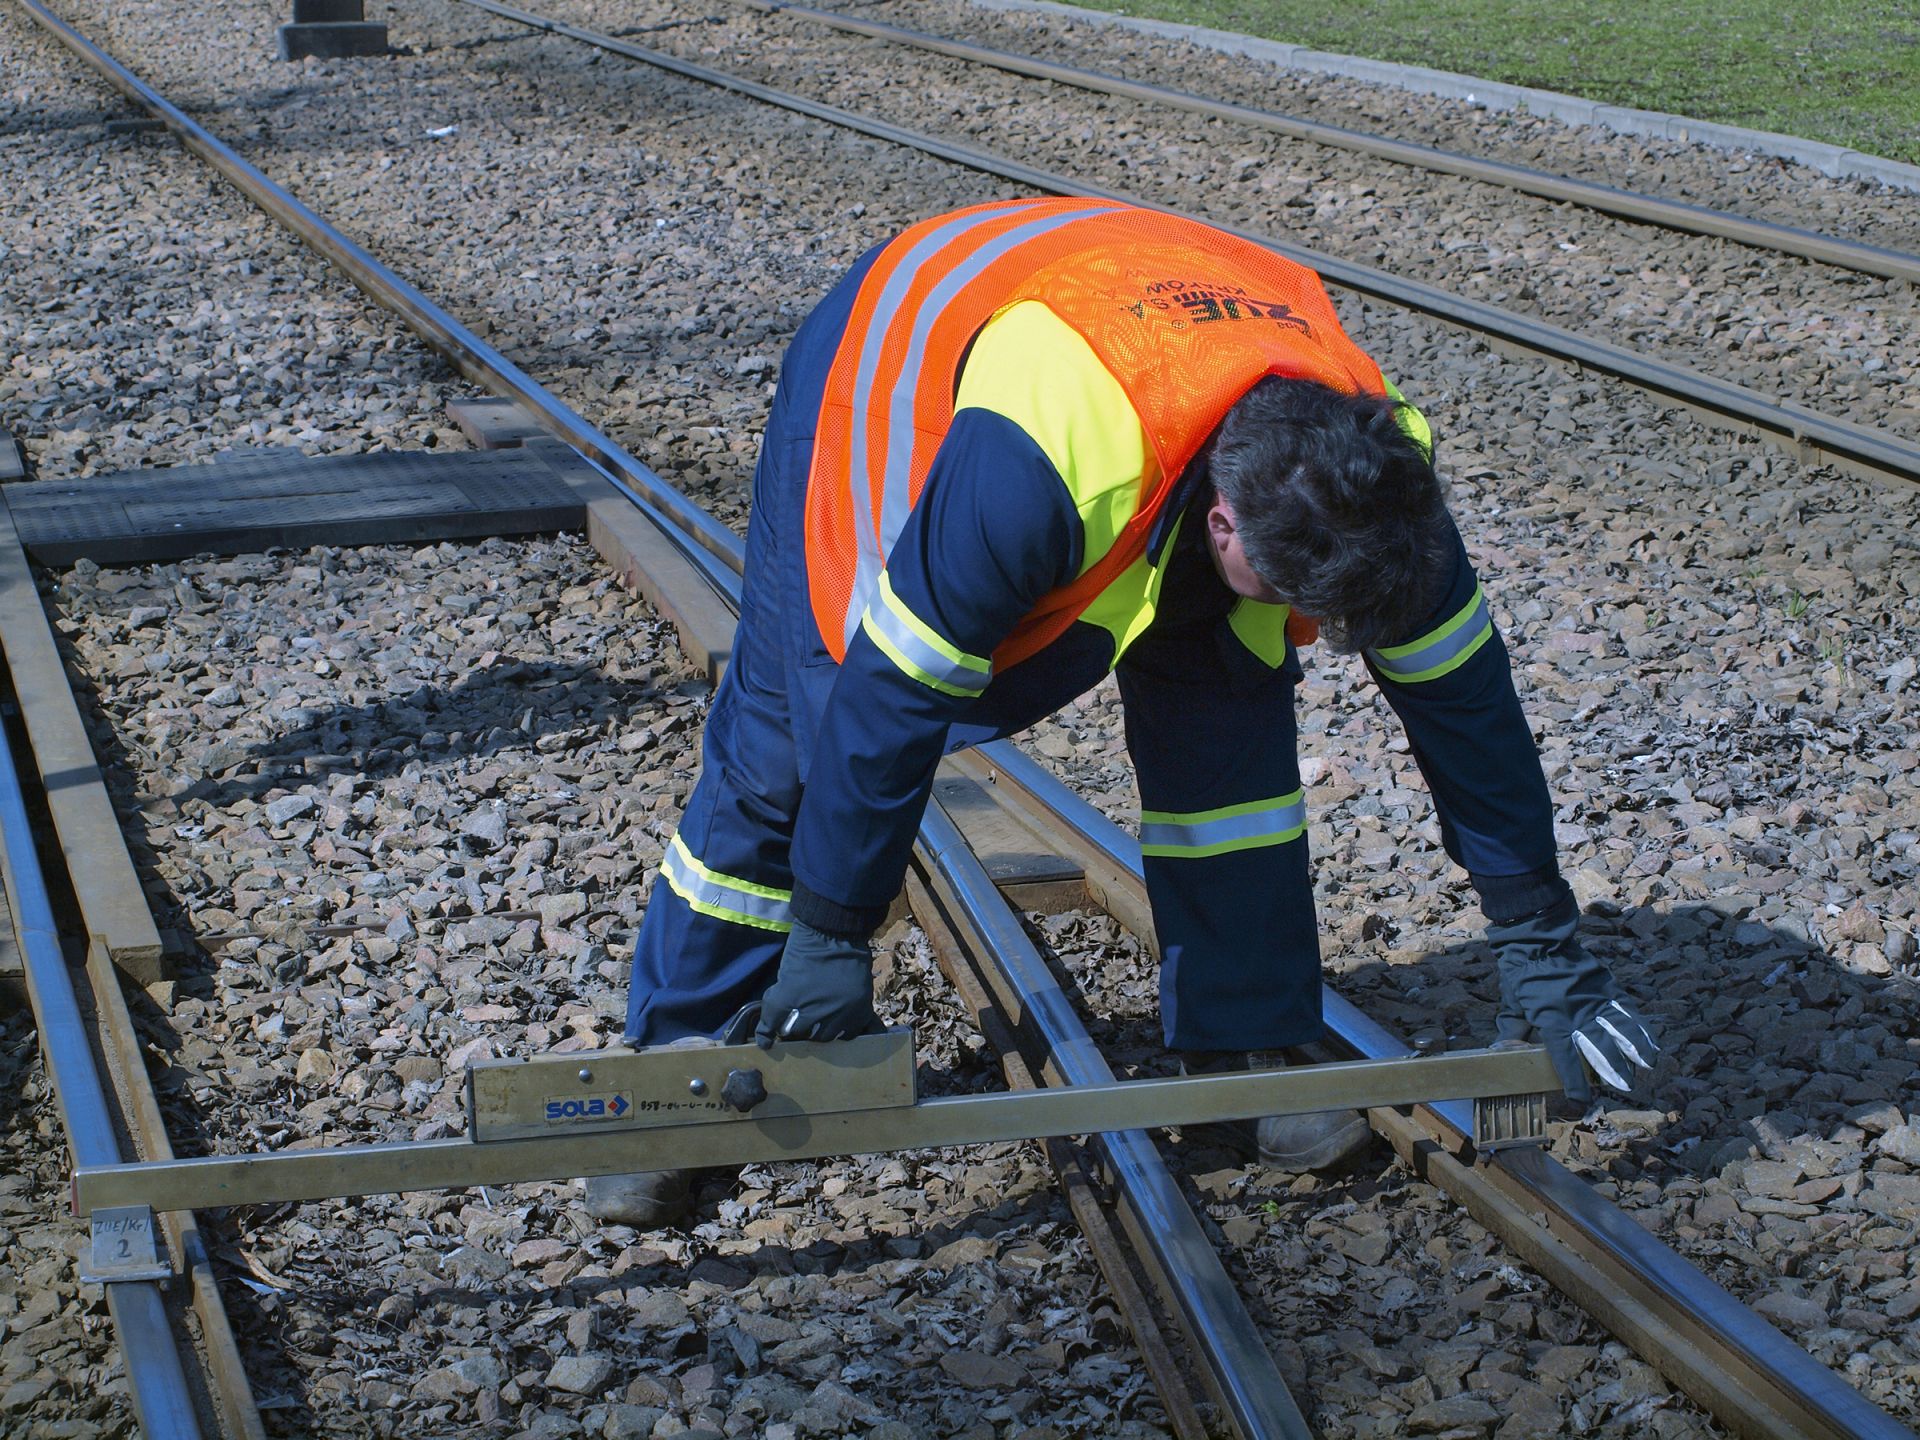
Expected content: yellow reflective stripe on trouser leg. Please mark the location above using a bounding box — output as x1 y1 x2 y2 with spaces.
859 570 992 697
1368 584 1493 684
660 834 793 932
1139 790 1307 859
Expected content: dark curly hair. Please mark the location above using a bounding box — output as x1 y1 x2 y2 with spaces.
1205 376 1452 653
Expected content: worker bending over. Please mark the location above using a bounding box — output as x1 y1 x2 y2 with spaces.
591 199 1655 1226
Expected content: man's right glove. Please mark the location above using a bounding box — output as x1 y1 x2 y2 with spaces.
753 919 877 1047
1489 892 1658 1102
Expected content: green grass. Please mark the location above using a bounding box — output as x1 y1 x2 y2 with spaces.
1059 0 1920 166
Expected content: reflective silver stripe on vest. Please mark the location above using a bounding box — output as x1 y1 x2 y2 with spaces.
843 201 1034 649
660 835 793 933
842 202 1125 648
1138 792 1307 858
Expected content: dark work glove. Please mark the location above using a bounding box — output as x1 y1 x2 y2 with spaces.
1489 893 1658 1102
753 919 877 1047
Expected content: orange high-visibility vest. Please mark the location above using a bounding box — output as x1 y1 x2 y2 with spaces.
806 198 1389 668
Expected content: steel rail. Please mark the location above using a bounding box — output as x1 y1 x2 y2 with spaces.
6 0 741 582
15 5 1910 1435
964 739 1918 1440
903 871 1213 1440
915 803 1316 1439
750 0 1920 286
0 717 203 1439
81 928 268 1440
0 9 1292 1431
458 0 1920 492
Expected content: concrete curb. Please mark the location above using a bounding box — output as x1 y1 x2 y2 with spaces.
971 0 1920 195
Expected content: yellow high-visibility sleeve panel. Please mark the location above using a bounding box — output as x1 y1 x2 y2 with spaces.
955 300 1156 578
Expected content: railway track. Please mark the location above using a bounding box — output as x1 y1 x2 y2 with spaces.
451 0 1920 490
748 0 1920 287
2 0 1916 1436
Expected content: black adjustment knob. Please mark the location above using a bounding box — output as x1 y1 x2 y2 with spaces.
719 1067 768 1114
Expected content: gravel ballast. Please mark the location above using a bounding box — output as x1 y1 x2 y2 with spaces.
539 0 1920 447
2 0 1916 1434
41 536 1172 1440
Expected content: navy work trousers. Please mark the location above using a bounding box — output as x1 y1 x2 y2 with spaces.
623 260 866 1045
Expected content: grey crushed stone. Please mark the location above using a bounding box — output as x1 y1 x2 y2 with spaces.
47 538 1171 1439
538 0 1920 448
3 0 1915 1432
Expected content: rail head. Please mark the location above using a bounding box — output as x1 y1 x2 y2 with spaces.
968 740 1917 1440
754 0 1920 285
456 0 1920 492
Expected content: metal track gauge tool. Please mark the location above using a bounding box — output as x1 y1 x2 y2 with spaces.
75 1034 1554 1245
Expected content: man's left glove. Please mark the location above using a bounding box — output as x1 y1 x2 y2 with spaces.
1489 892 1658 1102
754 919 877 1047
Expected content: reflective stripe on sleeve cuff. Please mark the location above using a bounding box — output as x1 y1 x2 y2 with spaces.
1368 584 1493 683
860 570 993 697
1139 790 1307 859
660 834 793 932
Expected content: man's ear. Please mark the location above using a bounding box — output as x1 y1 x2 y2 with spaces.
1205 497 1237 549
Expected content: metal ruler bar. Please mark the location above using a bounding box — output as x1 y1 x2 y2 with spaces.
75 1046 1553 1214
467 1029 916 1141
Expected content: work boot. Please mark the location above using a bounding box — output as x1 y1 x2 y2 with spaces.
579 1006 762 1229
576 1006 764 1236
583 1168 693 1228
1179 1051 1374 1171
